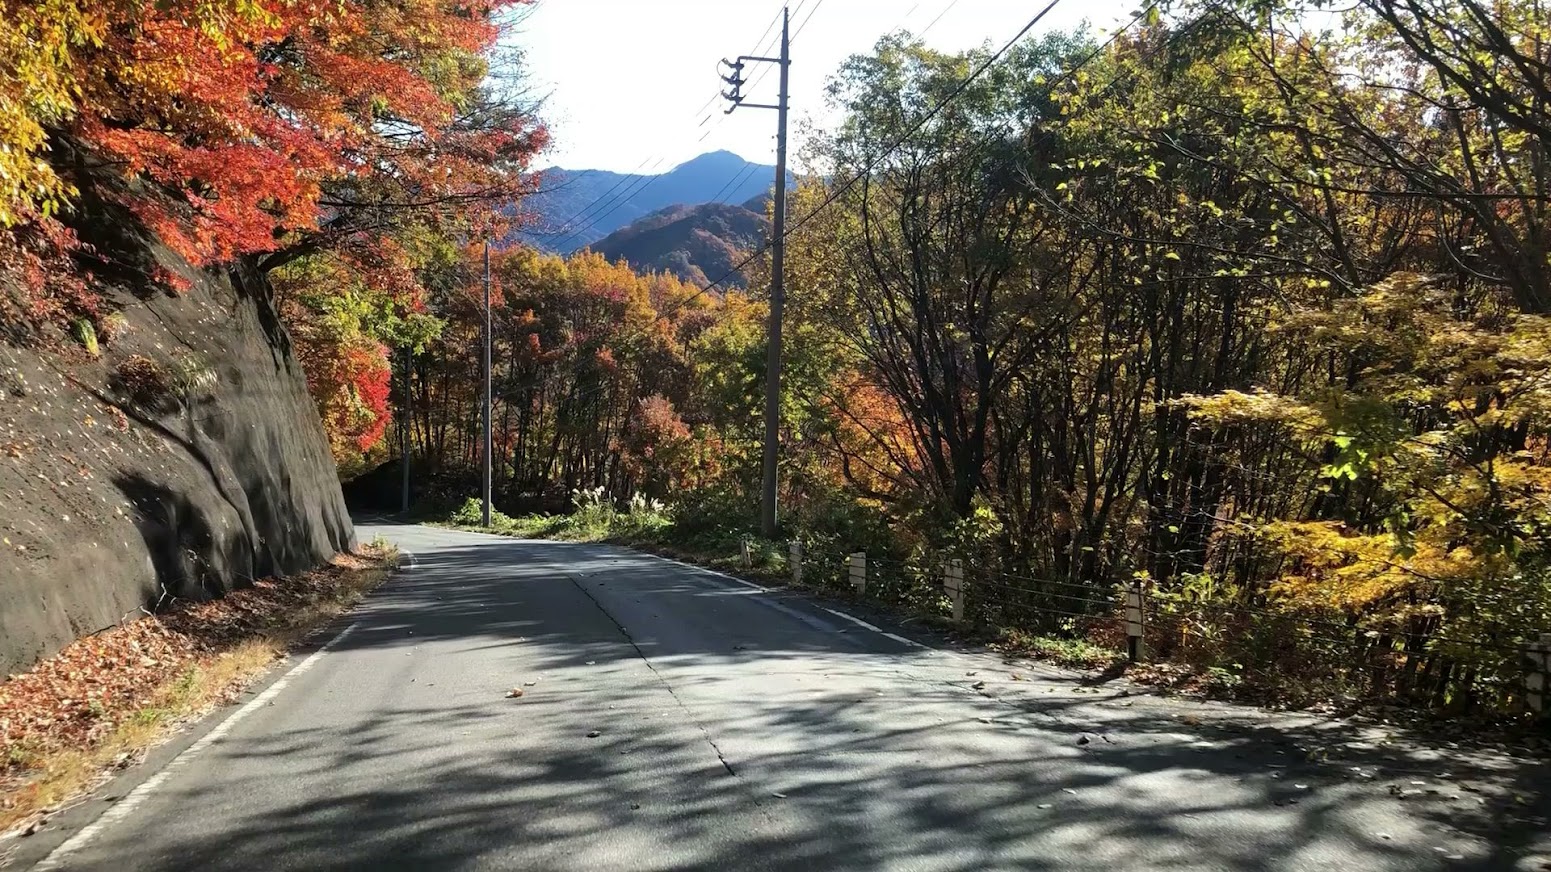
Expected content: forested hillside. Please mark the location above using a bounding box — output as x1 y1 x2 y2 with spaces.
592 202 768 288
397 0 1551 716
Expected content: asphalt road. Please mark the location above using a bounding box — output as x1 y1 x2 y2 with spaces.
14 523 1550 871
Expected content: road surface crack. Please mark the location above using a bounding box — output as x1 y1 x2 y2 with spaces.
563 571 739 778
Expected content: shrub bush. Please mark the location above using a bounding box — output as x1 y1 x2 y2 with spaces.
449 496 515 530
72 318 98 357
115 354 169 405
98 312 129 345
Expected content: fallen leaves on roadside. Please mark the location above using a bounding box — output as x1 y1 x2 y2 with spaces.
0 543 397 832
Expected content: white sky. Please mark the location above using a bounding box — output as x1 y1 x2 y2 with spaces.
515 0 1133 173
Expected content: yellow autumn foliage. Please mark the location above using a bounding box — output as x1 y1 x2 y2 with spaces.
1185 274 1551 644
0 0 99 224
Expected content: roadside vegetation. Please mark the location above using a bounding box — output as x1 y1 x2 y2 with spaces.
435 497 1376 710
0 544 398 836
415 0 1551 723
7 0 1548 734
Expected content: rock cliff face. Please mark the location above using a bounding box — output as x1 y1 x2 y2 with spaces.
0 240 355 676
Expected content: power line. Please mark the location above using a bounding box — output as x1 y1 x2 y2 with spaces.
549 160 670 249
743 4 787 66
560 3 792 250
919 0 964 37
728 0 1154 310
544 164 666 250
685 0 961 251
687 4 786 123
779 0 1075 238
531 0 969 252
524 3 787 248
523 170 603 200
663 0 1115 318
736 0 808 104
523 155 658 239
693 2 791 155
791 0 828 43
708 160 764 205
583 2 793 252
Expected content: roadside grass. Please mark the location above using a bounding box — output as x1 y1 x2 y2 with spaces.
0 541 398 836
436 498 798 586
437 500 1185 690
448 501 1541 721
991 627 1127 671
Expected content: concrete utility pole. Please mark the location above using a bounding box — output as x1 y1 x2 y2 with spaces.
482 239 493 527
721 6 790 538
400 348 411 515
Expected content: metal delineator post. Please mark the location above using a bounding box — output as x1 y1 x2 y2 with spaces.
1126 579 1146 663
1527 632 1550 719
944 559 965 622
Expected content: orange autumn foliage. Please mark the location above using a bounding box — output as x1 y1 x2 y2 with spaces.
2 0 547 326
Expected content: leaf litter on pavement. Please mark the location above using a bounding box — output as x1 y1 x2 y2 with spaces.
0 546 397 835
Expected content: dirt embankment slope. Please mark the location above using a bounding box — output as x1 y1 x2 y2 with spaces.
1 238 354 676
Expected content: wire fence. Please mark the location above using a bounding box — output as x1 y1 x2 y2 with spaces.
727 534 1551 719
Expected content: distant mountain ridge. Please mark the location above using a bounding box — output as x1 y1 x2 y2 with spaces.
592 202 770 290
521 151 787 252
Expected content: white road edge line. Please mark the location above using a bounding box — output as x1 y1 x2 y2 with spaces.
400 549 418 570
35 621 363 870
654 555 767 591
636 548 931 650
821 607 882 632
818 609 927 648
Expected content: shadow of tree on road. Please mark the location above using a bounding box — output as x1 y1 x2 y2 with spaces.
68 532 1551 872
